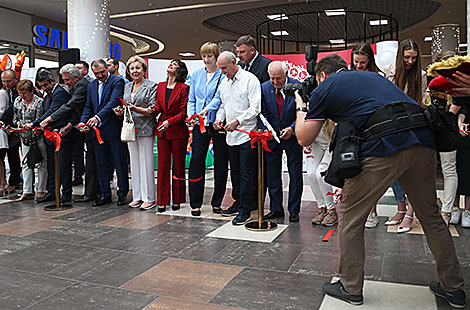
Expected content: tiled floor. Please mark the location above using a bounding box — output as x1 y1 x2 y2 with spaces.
0 171 466 309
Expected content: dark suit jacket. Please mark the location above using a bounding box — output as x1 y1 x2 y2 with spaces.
239 54 272 83
153 81 189 140
0 88 18 126
80 73 125 138
50 78 89 126
260 77 302 151
33 84 70 128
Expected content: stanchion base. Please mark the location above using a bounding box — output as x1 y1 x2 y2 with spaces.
44 204 73 211
245 220 278 231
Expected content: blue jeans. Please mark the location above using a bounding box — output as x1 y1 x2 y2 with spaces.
391 181 406 202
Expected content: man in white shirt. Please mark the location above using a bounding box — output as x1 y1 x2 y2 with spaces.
214 51 261 225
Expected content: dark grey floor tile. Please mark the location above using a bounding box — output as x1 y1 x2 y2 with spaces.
0 241 100 274
151 217 227 235
48 249 164 287
27 222 118 243
382 252 438 286
82 227 158 252
210 268 328 310
0 235 44 256
52 206 130 223
0 213 23 224
0 267 75 309
26 282 157 310
208 240 304 271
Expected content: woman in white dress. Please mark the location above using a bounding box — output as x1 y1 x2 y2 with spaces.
0 80 10 192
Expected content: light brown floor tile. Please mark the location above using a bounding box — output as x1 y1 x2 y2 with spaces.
15 206 85 218
144 297 246 310
99 213 171 229
121 258 243 303
387 217 459 237
0 217 66 237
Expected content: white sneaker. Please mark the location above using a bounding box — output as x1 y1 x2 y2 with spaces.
365 212 379 228
462 210 470 228
450 207 461 225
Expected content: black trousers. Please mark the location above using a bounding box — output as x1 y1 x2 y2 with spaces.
84 131 100 197
188 126 228 209
0 142 21 187
72 133 85 181
46 131 76 198
227 140 256 216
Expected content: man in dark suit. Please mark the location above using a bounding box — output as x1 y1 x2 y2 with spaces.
26 70 71 202
0 70 21 191
236 35 272 83
78 59 128 207
38 64 95 203
260 61 303 222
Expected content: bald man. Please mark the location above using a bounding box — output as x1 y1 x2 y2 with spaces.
259 61 303 222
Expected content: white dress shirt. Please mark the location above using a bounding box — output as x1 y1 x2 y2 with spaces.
216 67 261 146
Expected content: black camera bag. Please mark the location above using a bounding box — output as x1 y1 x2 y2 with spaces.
423 101 461 152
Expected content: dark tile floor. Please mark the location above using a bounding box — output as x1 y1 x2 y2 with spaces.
0 182 465 310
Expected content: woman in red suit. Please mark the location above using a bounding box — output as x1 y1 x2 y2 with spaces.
154 59 189 212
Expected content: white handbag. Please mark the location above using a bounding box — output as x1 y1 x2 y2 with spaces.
120 105 136 142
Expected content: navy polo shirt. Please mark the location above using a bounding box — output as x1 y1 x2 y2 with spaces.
305 70 435 157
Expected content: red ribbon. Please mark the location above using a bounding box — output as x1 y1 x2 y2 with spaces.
186 114 206 133
43 130 61 152
235 129 272 152
172 175 203 182
322 229 335 242
119 98 127 106
327 191 343 203
76 124 104 144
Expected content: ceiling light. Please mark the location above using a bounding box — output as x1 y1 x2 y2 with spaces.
2 43 10 47
424 36 432 42
329 39 345 44
459 43 468 47
39 50 47 53
179 52 195 57
369 19 388 26
271 31 289 36
325 9 345 16
267 14 288 21
110 24 165 56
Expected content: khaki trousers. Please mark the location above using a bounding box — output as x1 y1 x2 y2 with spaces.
339 145 464 294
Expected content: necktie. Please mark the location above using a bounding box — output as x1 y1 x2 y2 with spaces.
245 63 250 72
276 89 284 117
98 81 103 104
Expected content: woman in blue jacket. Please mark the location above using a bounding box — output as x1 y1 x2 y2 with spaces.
187 42 228 216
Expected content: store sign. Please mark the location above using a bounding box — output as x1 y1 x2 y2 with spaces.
33 24 122 60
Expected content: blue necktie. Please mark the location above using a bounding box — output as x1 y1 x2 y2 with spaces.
98 82 103 105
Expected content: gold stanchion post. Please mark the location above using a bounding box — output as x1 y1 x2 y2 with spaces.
245 130 278 231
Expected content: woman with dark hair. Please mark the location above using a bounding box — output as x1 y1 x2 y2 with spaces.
153 59 189 212
350 43 382 74
383 38 427 233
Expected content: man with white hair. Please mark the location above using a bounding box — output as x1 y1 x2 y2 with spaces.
260 61 303 222
214 51 261 225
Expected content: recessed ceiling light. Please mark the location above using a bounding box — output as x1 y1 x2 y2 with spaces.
329 39 345 44
2 43 10 47
424 36 432 42
179 52 195 57
267 14 288 21
369 19 388 26
271 31 289 36
39 50 47 53
459 43 468 47
325 9 345 16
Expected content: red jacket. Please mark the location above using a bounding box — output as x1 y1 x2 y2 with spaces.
153 81 189 139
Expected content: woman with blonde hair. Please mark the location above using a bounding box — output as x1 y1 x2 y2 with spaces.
118 56 157 211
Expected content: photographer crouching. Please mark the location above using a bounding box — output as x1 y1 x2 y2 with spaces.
295 54 465 308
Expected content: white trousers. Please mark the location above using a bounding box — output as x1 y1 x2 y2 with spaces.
128 136 156 203
306 142 334 210
20 141 47 194
439 150 458 213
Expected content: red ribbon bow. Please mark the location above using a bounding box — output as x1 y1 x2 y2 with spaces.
234 129 272 152
186 114 206 133
76 124 104 144
44 130 61 152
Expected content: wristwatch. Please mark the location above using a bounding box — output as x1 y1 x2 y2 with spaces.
296 106 308 112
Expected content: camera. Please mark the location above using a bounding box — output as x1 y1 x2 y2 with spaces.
283 45 318 102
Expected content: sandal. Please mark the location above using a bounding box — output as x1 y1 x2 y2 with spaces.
385 210 407 226
397 215 413 234
441 212 451 226
14 193 34 202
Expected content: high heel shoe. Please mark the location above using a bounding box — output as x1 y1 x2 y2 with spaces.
157 206 166 213
385 210 407 226
397 215 413 233
172 204 180 211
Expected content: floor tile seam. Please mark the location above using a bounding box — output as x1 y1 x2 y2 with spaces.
197 237 236 262
21 236 114 251
44 247 109 275
21 281 80 310
286 244 309 273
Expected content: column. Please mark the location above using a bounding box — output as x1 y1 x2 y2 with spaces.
67 0 110 63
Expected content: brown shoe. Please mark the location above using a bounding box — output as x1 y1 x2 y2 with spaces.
14 193 35 202
312 208 327 225
322 209 338 227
